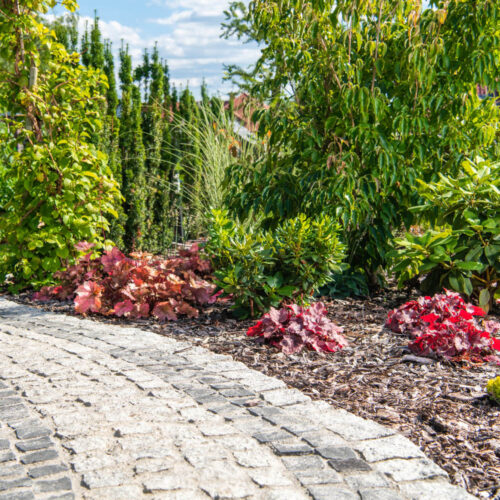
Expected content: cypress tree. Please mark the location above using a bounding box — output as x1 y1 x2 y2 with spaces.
201 79 209 107
143 44 169 252
89 12 105 70
80 23 90 66
178 86 202 237
119 44 147 251
104 40 125 246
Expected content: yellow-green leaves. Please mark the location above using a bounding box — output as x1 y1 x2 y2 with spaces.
0 0 120 291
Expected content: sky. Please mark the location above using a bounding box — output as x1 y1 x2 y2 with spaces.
50 0 260 98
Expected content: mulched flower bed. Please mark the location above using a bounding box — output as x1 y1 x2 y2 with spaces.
4 290 499 499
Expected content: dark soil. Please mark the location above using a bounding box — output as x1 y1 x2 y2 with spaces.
4 290 500 499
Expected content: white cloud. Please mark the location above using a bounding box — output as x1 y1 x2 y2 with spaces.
49 1 256 97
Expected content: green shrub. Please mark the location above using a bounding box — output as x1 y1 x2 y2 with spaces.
205 210 345 318
0 3 120 292
390 159 500 311
487 376 500 405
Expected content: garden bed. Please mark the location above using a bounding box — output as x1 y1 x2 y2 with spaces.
4 290 499 499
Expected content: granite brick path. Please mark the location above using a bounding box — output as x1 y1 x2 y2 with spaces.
0 297 475 500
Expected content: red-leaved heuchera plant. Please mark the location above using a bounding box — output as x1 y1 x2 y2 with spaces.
386 291 500 364
247 302 348 355
33 243 217 321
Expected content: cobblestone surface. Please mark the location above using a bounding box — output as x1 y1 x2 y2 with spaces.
0 297 476 499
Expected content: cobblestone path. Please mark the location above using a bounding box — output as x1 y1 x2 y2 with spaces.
0 297 475 500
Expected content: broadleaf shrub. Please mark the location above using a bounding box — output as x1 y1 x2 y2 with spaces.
386 291 500 363
390 159 500 312
487 376 500 405
205 209 345 318
247 302 348 355
33 243 216 321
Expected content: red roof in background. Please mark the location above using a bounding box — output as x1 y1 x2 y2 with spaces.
224 93 268 133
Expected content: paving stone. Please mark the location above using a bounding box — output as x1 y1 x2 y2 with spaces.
359 488 404 500
0 454 15 465
271 441 314 456
232 449 272 467
398 479 477 500
0 444 8 453
324 409 395 441
0 492 35 500
33 477 72 493
0 477 32 492
0 466 23 479
134 457 174 474
375 458 447 482
295 469 342 486
261 389 310 407
301 431 348 448
47 494 74 500
261 488 311 500
344 472 390 490
27 464 68 479
20 449 58 465
219 387 255 398
354 434 425 462
81 469 128 489
307 485 360 500
143 474 190 492
14 428 51 441
248 468 294 487
15 437 53 453
281 455 326 471
0 399 23 409
252 428 293 443
316 446 357 460
329 458 372 472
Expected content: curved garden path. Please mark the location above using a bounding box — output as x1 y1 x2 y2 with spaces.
0 297 475 500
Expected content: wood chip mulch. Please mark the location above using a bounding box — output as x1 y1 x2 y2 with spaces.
5 291 500 499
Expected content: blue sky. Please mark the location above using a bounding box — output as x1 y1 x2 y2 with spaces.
50 0 259 97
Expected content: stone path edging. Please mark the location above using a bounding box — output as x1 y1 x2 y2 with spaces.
0 297 475 499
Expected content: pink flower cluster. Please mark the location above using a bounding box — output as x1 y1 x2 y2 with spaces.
386 291 500 363
247 302 348 355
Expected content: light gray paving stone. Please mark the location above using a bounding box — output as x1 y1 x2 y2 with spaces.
375 458 447 482
344 472 390 490
0 492 35 500
281 454 326 471
248 468 294 487
307 485 360 500
0 477 32 491
81 469 129 489
354 434 425 462
262 488 311 500
295 469 342 486
261 389 311 407
359 488 404 500
0 466 23 479
397 479 477 500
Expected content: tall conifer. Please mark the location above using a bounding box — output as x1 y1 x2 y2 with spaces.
119 44 147 251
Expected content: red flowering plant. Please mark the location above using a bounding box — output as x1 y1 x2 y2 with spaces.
33 242 217 321
386 290 500 364
247 302 348 355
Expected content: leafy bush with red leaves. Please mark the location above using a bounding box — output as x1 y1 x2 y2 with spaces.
386 291 500 363
247 302 348 355
33 242 216 321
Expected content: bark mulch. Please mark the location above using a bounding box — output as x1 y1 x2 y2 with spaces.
5 291 500 499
